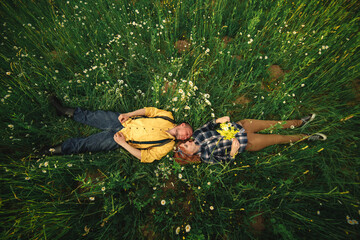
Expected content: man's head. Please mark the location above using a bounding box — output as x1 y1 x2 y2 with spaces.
174 122 193 140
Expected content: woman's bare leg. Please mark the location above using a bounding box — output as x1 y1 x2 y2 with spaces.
245 133 306 151
237 119 303 133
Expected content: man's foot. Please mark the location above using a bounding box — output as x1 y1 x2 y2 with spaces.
39 145 63 156
49 95 75 117
300 113 316 127
307 133 327 141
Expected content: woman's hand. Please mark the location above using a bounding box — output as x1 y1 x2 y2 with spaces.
118 113 130 123
230 138 240 158
113 132 126 146
216 116 230 124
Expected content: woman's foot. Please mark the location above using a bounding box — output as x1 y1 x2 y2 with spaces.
300 113 316 127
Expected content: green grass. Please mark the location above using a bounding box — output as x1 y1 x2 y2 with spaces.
1 0 359 239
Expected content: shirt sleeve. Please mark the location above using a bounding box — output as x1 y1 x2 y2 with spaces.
140 140 175 163
215 142 233 163
144 107 174 119
221 153 233 163
194 120 217 136
206 154 231 164
200 145 232 164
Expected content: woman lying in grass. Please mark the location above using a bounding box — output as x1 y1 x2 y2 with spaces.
175 114 326 164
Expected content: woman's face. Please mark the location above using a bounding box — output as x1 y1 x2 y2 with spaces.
179 141 198 155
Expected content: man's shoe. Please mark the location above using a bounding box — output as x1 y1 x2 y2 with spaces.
39 144 63 156
300 113 316 127
307 133 327 141
49 95 75 117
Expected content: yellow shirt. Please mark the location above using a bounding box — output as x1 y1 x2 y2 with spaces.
119 107 176 163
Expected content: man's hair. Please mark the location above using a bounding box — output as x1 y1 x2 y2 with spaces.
173 141 201 165
178 122 193 131
183 122 192 129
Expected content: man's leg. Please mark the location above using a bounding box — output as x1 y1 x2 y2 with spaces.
50 96 123 131
73 108 123 131
237 119 303 133
61 131 120 154
245 133 306 151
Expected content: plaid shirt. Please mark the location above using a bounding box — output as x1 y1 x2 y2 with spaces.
193 120 247 164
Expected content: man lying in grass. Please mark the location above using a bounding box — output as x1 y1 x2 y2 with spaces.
175 115 326 164
41 96 193 163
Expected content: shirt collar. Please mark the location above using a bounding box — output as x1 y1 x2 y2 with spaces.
196 144 205 155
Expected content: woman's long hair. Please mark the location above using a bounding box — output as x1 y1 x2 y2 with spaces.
174 141 201 165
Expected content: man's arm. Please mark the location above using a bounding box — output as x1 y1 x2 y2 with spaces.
113 132 174 163
143 107 174 119
119 141 142 160
113 132 141 160
140 140 174 163
118 108 146 123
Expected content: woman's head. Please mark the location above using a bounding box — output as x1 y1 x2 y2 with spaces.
179 140 199 155
174 140 201 165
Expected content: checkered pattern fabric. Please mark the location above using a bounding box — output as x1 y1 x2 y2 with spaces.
193 120 248 164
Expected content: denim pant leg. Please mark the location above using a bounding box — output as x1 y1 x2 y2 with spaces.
61 107 124 154
73 107 123 131
62 130 120 154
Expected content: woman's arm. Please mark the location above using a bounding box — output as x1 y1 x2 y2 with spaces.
204 138 240 163
230 138 240 158
196 116 229 131
195 119 217 133
215 116 230 124
195 116 230 135
203 153 232 164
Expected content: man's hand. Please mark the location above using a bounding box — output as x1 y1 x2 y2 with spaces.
230 138 240 158
216 116 230 124
113 132 142 160
118 108 146 123
113 132 126 146
118 113 130 123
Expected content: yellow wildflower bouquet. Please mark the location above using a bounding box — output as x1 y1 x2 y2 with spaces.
216 122 239 140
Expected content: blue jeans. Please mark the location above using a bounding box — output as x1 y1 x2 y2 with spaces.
61 108 124 154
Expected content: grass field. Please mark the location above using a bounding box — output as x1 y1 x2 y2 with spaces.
1 0 359 239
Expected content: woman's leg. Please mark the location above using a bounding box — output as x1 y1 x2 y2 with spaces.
245 133 306 151
237 119 303 133
73 108 124 131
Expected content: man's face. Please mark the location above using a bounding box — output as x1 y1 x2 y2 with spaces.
175 124 193 140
